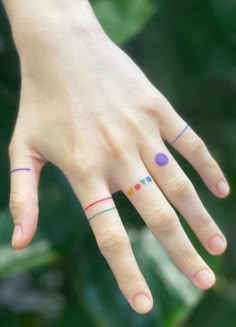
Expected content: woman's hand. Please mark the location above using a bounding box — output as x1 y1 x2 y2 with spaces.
7 0 229 314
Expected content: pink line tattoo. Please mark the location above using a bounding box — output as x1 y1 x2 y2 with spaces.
84 196 113 211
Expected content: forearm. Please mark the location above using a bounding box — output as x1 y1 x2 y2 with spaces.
2 0 106 53
2 0 90 22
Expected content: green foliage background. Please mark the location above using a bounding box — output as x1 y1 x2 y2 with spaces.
0 0 235 326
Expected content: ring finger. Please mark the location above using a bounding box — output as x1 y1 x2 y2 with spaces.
118 161 216 290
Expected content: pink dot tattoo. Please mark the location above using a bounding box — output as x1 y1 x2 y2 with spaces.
127 176 153 197
135 184 141 190
155 153 169 166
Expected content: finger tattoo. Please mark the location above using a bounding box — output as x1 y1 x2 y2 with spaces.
127 176 153 197
87 207 117 222
84 197 116 222
155 152 169 167
169 123 189 145
10 168 31 173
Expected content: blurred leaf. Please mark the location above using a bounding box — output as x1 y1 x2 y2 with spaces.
211 0 236 35
72 226 202 327
184 283 236 327
130 228 202 327
0 209 59 277
91 0 157 44
57 305 96 327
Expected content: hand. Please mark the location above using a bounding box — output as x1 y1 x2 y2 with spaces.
8 0 229 314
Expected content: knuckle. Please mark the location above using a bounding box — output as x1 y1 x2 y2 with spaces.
99 119 126 160
10 192 26 212
9 192 39 221
147 207 176 233
180 250 200 272
111 142 126 160
125 113 141 135
67 150 93 177
145 92 173 118
10 192 38 214
144 94 164 118
169 176 194 199
206 158 220 173
144 94 160 113
190 137 206 157
97 229 128 256
119 271 141 288
191 211 213 231
105 135 126 160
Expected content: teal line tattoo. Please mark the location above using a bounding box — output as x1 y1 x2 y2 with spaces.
88 207 116 222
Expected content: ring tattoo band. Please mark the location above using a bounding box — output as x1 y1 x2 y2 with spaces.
10 168 31 173
127 176 153 196
87 207 117 222
169 124 189 145
84 196 116 222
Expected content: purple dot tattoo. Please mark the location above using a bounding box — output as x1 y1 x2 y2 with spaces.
155 152 169 166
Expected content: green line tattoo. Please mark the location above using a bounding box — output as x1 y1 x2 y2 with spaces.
88 207 117 222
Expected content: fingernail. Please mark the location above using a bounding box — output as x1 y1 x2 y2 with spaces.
193 269 215 289
217 180 230 197
208 235 227 254
133 294 152 313
12 225 22 245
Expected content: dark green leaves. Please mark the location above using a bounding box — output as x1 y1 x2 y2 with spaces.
91 0 157 44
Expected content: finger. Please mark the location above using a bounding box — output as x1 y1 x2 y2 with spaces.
119 162 216 290
9 144 45 250
157 100 230 198
140 141 227 256
67 176 153 314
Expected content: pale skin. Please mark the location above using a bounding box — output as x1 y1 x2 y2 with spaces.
3 0 230 314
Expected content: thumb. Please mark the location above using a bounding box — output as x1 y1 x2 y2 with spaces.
9 143 45 250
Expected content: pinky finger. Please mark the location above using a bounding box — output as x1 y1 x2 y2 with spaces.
9 145 45 249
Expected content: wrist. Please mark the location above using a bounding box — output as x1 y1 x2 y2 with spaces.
3 0 106 54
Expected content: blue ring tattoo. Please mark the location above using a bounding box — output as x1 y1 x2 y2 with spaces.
10 168 31 173
169 124 189 145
